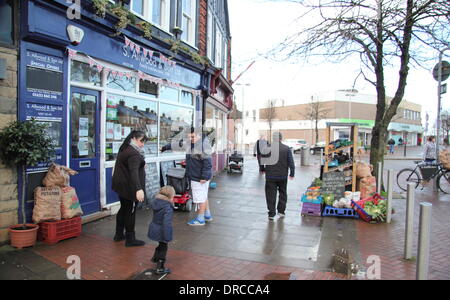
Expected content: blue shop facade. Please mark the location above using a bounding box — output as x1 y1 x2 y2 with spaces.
19 0 230 221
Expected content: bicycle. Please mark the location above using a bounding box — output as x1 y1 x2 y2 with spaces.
397 160 450 193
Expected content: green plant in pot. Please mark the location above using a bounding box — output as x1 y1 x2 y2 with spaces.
0 119 55 248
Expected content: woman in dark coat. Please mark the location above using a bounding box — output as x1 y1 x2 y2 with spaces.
112 130 147 247
148 185 175 275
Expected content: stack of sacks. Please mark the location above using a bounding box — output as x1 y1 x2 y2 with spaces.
355 161 376 200
32 163 83 224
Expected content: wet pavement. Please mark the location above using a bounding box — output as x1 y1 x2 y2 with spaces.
1 147 449 280
81 154 361 273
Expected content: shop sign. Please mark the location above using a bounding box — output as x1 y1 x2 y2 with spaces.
25 50 64 101
25 103 64 173
322 172 346 199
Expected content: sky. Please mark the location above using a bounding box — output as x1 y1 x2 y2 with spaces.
228 0 450 130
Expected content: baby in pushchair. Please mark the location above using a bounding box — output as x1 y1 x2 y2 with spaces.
166 166 193 212
228 151 244 174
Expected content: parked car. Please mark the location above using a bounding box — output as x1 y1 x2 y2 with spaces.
283 139 309 152
310 141 326 155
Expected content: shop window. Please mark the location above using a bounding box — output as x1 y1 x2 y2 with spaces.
181 90 193 105
139 79 158 98
37 121 62 148
70 60 102 86
106 93 158 161
160 86 179 102
107 72 136 92
159 103 193 155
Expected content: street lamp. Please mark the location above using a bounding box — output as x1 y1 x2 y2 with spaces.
434 47 450 191
236 83 251 154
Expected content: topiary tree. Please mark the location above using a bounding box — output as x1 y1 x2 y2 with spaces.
0 119 55 227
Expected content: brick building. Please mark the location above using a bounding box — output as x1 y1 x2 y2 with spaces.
0 0 234 242
258 90 423 148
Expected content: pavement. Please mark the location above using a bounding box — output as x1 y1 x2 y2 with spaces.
1 148 449 280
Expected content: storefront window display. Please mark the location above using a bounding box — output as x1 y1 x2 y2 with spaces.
107 72 136 93
106 93 158 161
71 92 96 159
70 60 102 86
159 86 179 102
159 103 194 155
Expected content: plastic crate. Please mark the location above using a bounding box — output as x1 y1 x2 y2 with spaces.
301 202 322 217
301 194 323 204
38 217 82 245
350 200 372 222
322 205 359 219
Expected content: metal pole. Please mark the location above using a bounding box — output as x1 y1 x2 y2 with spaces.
377 162 382 194
404 183 415 260
386 169 393 223
417 202 432 280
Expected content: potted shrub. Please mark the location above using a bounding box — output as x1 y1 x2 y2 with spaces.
0 119 55 248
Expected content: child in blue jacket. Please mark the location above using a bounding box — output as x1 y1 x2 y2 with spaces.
148 185 175 275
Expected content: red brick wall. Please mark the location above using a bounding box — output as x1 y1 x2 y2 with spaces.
198 0 207 57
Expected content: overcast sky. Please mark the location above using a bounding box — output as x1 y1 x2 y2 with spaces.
228 0 450 129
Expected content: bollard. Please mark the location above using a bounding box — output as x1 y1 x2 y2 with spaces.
377 162 382 194
404 183 415 260
417 202 432 280
386 169 394 223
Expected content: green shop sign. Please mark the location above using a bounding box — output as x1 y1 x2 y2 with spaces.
338 119 375 128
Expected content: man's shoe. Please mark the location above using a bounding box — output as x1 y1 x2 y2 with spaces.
268 216 275 221
278 213 285 218
187 218 205 226
204 215 213 222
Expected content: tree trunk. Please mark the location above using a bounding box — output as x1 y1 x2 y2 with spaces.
21 165 26 226
370 122 389 190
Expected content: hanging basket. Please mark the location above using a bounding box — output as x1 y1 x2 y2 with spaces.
8 224 39 249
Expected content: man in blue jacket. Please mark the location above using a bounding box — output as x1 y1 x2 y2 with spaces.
261 132 295 220
161 127 213 226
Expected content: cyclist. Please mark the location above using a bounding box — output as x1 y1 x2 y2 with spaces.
423 136 436 163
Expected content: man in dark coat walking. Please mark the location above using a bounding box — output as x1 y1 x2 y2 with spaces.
253 135 267 173
261 132 295 220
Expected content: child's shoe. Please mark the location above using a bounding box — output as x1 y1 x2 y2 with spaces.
187 218 205 226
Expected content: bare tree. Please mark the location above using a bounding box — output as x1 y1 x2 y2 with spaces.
269 0 450 176
261 99 278 142
301 97 331 144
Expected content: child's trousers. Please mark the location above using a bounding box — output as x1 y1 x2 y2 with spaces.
153 242 168 262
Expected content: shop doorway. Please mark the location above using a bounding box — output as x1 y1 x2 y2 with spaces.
69 87 101 215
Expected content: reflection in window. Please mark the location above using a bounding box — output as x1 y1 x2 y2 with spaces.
181 90 193 105
0 1 13 45
139 79 158 98
71 93 96 159
159 86 179 102
107 72 136 92
70 60 101 86
159 103 193 155
106 93 158 161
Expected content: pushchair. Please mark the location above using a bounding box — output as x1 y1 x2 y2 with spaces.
166 166 192 212
228 151 244 174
